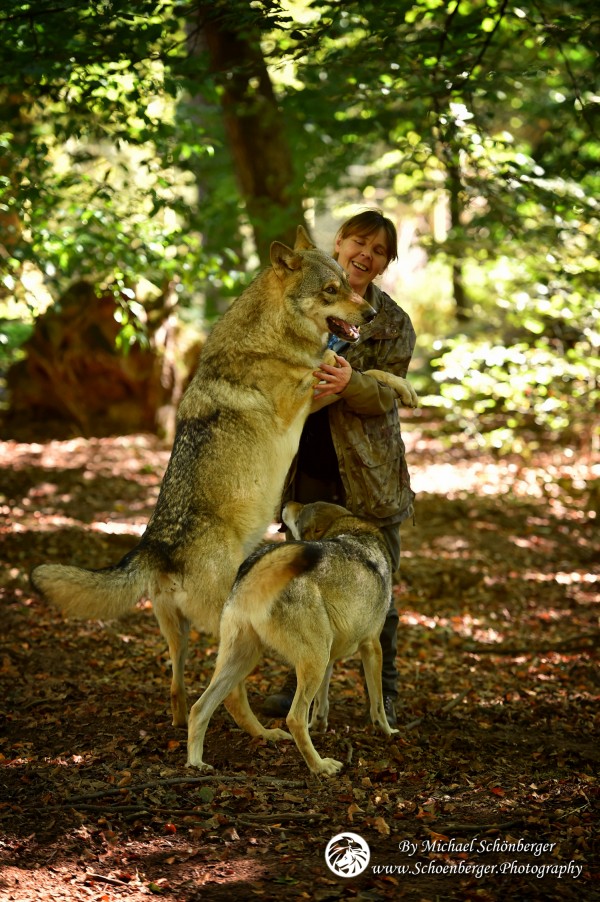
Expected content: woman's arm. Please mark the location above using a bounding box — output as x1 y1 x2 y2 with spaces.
339 368 398 415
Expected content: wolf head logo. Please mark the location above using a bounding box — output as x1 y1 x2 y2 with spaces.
325 832 371 877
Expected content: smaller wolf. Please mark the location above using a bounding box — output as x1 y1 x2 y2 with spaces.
187 501 399 776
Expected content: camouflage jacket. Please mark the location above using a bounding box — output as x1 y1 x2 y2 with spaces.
327 283 417 526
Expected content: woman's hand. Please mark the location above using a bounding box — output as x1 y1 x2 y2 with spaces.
313 354 352 398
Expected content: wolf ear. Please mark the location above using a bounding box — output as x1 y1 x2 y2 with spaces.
294 224 315 251
302 503 349 540
270 241 303 277
270 225 315 277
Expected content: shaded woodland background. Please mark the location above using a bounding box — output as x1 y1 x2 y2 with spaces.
0 1 598 899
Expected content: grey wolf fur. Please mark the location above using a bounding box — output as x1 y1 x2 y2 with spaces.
186 500 399 776
31 228 375 732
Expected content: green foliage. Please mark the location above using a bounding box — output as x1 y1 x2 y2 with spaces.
284 0 599 235
0 0 599 446
277 0 600 450
0 0 247 315
428 275 599 451
0 318 32 370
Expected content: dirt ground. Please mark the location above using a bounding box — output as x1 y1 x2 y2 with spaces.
1 426 598 900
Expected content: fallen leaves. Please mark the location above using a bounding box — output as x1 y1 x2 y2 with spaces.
0 434 598 900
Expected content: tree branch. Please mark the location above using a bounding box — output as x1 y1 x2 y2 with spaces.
60 774 306 805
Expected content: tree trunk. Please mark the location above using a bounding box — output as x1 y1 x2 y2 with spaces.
192 3 307 263
0 92 25 277
447 160 471 323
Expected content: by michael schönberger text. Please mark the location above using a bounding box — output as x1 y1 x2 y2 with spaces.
399 837 557 858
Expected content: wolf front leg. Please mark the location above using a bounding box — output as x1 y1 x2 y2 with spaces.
322 348 337 368
363 369 419 408
310 349 343 413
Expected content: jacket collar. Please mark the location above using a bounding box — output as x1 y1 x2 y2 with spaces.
357 284 404 342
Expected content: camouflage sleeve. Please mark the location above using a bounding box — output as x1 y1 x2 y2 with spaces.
336 291 417 416
340 321 417 415
339 368 397 415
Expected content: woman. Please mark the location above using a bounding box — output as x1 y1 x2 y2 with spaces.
263 209 417 726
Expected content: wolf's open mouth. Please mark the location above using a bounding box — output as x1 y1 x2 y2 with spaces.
327 317 360 342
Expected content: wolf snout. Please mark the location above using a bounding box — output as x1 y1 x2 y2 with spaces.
349 292 376 322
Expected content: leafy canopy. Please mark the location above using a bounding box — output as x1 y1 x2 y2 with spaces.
1 0 598 444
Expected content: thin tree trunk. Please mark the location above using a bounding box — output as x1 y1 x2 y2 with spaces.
447 159 470 323
192 3 307 263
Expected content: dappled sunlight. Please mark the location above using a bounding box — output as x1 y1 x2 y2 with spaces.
399 609 506 645
91 521 146 537
1 0 598 894
1 433 597 901
0 435 170 479
407 450 598 511
555 571 598 588
405 425 597 490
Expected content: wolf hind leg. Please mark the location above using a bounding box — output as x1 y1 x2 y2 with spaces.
187 628 287 769
187 631 259 768
224 681 292 743
309 661 333 733
154 600 190 728
287 656 343 775
360 637 398 735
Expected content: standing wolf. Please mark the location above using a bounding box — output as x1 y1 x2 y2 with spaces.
186 501 399 776
32 227 375 730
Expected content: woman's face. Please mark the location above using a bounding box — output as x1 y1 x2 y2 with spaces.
334 226 390 296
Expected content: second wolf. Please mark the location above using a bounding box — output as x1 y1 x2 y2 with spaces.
32 228 375 733
187 501 399 776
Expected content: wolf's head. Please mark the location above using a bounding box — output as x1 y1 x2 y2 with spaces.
283 500 361 541
270 226 376 342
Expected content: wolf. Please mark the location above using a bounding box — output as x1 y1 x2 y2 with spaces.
31 227 375 731
186 501 399 776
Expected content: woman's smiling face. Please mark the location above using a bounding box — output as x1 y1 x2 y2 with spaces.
334 226 390 296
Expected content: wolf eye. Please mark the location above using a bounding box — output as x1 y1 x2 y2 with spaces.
324 286 337 294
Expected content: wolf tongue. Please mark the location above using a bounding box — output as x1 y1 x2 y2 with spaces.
328 317 360 341
340 321 359 340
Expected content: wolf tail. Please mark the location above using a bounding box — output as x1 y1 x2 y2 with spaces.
231 542 322 613
31 551 149 621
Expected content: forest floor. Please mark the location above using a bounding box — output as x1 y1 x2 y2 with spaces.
0 425 598 901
